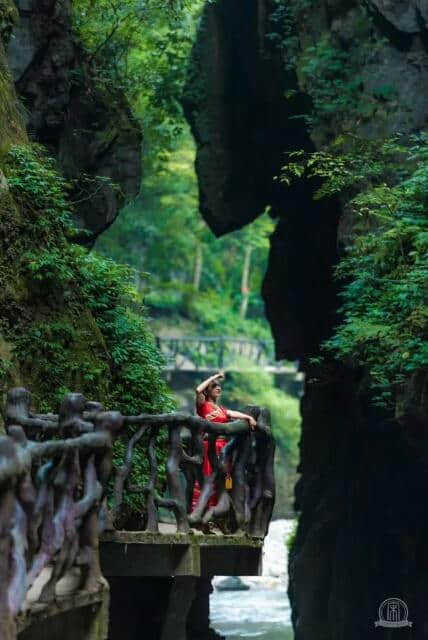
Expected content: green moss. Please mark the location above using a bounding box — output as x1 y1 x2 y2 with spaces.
0 143 175 521
0 144 172 423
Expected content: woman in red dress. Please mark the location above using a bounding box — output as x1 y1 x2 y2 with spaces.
191 372 257 510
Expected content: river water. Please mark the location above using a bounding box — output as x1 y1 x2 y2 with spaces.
210 520 295 639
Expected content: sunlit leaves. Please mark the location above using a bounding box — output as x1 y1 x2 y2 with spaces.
281 133 427 407
73 0 204 162
321 136 428 406
97 129 274 338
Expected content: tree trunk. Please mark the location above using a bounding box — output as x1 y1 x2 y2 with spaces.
240 246 253 319
193 242 203 291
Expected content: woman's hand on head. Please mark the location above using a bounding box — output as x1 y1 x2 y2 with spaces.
215 371 225 381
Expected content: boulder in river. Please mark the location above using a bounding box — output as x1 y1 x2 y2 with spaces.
215 576 250 591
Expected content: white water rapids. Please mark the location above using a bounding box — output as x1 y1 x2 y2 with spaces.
210 519 295 639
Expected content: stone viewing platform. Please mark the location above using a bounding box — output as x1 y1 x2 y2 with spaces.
101 524 264 578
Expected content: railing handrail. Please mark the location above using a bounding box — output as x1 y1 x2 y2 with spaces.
155 334 283 371
156 335 274 344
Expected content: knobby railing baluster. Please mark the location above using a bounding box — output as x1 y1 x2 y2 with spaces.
145 426 160 533
112 424 147 524
0 387 276 637
249 407 276 537
164 423 190 533
0 388 128 639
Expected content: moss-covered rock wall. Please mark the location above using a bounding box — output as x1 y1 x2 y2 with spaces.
0 1 169 428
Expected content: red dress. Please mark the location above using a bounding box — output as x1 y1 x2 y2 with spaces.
191 401 228 510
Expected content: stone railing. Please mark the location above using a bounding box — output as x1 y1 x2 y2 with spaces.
111 405 275 536
1 387 275 638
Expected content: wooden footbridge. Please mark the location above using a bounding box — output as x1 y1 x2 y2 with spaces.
1 387 275 640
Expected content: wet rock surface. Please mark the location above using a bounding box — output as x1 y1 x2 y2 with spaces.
214 577 249 591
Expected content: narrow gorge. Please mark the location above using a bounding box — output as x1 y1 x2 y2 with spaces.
0 1 427 639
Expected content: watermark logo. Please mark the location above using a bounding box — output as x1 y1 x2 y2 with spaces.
375 598 412 628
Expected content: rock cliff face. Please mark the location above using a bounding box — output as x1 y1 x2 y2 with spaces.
6 0 141 243
0 0 22 147
0 7 107 409
185 2 428 639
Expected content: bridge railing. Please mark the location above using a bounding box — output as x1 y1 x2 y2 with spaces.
1 387 275 636
156 335 279 370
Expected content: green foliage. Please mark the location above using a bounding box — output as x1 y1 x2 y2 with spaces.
12 318 109 409
97 129 274 340
5 145 74 231
282 134 428 407
222 367 300 466
75 0 276 343
78 253 173 415
298 35 369 128
1 143 173 516
73 0 204 162
286 519 298 551
269 2 396 136
0 17 24 150
267 0 313 71
281 135 408 198
183 289 270 339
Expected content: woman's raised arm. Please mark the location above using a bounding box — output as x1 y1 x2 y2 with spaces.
195 372 224 407
195 372 224 395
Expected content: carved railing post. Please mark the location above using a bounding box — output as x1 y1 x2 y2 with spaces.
112 424 147 525
165 423 189 533
145 426 160 532
0 437 20 640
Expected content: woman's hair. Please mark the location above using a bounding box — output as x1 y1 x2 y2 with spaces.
203 380 220 399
